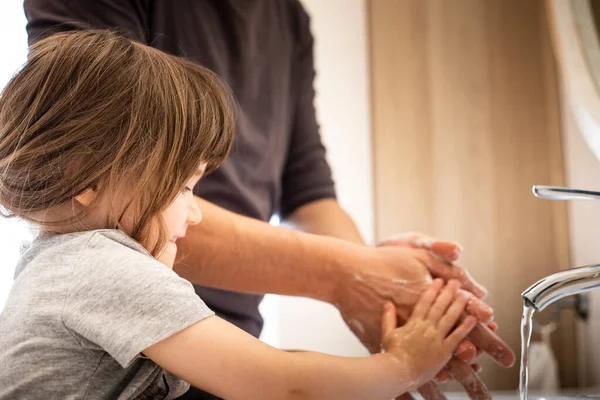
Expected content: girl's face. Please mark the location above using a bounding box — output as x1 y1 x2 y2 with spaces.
74 164 205 267
153 165 205 268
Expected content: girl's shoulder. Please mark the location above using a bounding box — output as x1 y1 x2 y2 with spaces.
16 229 160 282
69 229 167 278
83 229 151 257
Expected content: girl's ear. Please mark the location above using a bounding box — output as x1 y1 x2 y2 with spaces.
74 187 98 207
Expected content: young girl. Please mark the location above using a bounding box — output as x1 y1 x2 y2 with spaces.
0 30 477 399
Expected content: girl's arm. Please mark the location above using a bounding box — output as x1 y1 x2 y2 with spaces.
143 316 409 400
143 280 477 400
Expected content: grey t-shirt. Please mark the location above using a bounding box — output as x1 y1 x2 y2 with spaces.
0 229 214 399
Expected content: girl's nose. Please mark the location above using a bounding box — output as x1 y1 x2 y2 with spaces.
187 201 203 225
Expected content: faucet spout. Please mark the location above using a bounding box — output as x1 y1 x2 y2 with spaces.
524 185 600 311
522 264 600 311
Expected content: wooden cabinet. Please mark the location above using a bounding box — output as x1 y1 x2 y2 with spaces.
368 0 576 389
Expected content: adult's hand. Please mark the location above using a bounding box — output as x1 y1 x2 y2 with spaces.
378 232 493 364
335 245 501 357
334 235 515 399
378 232 487 299
379 233 512 399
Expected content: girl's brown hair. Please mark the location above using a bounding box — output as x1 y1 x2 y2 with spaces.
0 30 234 254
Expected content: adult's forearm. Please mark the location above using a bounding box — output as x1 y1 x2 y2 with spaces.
282 198 365 244
174 197 367 303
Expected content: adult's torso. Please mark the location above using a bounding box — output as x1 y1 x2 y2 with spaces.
146 0 299 336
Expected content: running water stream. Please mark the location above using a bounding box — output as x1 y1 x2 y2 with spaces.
519 303 535 400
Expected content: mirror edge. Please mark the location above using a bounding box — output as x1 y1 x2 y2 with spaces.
547 0 600 162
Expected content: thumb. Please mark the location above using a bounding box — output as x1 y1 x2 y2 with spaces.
381 302 397 338
379 232 463 263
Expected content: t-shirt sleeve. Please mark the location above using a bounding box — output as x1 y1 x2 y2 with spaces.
62 231 214 368
279 0 337 219
23 0 149 45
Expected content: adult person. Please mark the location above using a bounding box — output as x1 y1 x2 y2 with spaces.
23 1 515 398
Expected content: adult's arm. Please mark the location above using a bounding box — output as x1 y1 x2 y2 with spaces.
276 3 511 397
174 198 515 370
284 199 504 400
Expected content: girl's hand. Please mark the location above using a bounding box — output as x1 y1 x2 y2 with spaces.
380 279 477 389
157 242 178 269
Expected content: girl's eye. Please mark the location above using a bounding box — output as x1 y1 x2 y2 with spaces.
182 186 192 193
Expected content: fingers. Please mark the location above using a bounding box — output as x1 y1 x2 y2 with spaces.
380 232 463 263
435 362 481 383
418 254 487 299
417 381 448 400
379 232 488 298
447 358 492 400
455 340 477 363
381 302 397 338
411 279 444 319
438 292 469 337
445 316 477 350
476 347 484 359
427 280 461 324
409 235 463 263
467 320 516 367
430 241 463 263
435 363 482 382
462 290 494 324
395 393 416 400
435 368 450 383
467 322 497 361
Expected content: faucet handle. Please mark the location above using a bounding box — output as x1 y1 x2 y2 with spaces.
554 293 590 320
533 185 600 201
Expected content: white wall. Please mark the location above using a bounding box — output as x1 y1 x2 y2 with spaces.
561 94 600 388
260 0 373 356
0 2 30 311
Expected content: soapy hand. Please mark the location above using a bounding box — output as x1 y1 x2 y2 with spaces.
379 233 503 360
335 232 515 400
377 232 487 299
380 233 510 400
381 279 478 390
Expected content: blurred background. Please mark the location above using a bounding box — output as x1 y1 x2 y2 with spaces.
0 0 32 324
2 0 600 393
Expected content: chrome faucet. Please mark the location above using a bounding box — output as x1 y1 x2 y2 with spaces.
522 263 600 311
521 186 600 311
